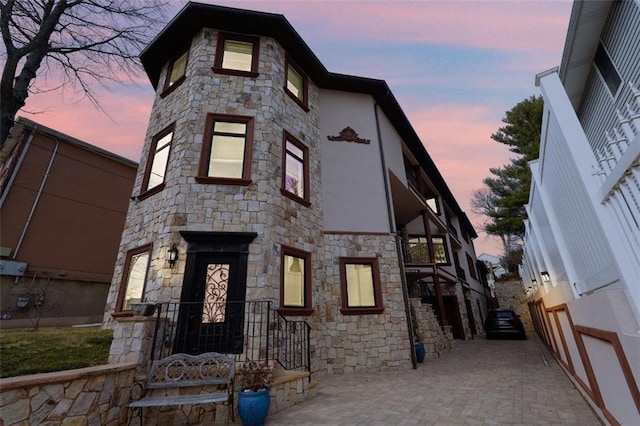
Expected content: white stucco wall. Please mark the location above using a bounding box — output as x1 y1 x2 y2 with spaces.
319 89 391 233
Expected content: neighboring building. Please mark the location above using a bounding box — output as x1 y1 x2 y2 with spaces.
521 1 640 424
0 118 137 328
103 2 488 377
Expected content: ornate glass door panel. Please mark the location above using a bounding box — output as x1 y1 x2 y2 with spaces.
174 254 246 354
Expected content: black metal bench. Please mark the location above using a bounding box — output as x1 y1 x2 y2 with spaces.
129 352 235 424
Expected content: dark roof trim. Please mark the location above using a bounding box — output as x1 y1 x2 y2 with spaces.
14 117 138 168
140 1 472 231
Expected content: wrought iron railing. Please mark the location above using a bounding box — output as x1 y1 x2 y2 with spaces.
146 300 310 375
271 310 311 372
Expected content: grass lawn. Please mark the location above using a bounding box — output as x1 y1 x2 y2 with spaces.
0 327 112 378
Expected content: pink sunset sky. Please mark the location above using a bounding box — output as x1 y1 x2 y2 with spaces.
13 0 574 256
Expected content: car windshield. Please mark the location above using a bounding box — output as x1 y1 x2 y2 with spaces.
495 311 515 319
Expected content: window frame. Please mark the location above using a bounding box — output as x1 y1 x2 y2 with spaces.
161 49 189 98
139 124 174 200
281 131 310 206
594 41 622 98
213 32 260 78
466 253 478 280
279 245 313 316
196 113 254 186
284 55 309 111
432 235 450 265
339 257 384 315
113 243 152 316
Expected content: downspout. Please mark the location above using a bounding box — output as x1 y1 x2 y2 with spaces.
13 136 59 259
0 125 37 209
373 93 417 369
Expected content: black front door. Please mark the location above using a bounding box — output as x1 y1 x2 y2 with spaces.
173 231 257 355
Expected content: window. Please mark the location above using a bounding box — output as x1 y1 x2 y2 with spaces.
281 131 310 205
139 124 174 200
115 244 151 314
197 114 253 185
339 257 384 315
432 236 449 264
213 33 260 77
426 197 439 214
280 246 313 315
407 237 429 264
466 253 477 280
285 56 309 110
161 50 189 96
594 42 621 96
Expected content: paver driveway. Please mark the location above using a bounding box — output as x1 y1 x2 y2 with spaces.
264 335 601 425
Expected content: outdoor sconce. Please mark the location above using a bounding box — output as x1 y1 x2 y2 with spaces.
168 244 179 268
531 277 537 284
541 271 551 283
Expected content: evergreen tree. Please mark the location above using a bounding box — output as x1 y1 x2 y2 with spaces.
472 95 544 270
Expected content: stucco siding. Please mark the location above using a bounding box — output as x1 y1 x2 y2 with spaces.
319 89 390 233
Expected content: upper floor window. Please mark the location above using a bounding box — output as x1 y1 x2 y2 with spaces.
197 114 253 185
432 236 449 264
280 246 313 316
281 131 310 206
115 244 151 314
466 253 478 280
426 197 439 214
594 42 621 96
285 56 309 111
161 50 188 97
213 33 260 77
139 124 174 200
339 257 384 315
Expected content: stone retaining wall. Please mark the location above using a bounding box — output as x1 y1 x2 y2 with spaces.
0 363 136 426
410 298 454 360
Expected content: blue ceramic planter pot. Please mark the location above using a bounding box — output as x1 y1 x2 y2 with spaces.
238 388 270 426
415 342 426 363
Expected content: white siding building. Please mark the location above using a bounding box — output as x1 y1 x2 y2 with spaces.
522 1 640 424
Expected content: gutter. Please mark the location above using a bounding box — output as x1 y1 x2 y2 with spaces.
373 94 417 369
0 124 36 209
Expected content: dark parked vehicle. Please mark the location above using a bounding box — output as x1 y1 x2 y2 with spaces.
484 309 526 339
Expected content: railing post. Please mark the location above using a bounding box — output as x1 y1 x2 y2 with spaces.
149 303 162 362
266 300 271 363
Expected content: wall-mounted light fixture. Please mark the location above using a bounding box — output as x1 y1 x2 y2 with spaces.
168 244 179 268
531 277 537 284
541 271 551 283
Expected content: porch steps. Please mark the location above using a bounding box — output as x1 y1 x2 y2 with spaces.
269 368 319 414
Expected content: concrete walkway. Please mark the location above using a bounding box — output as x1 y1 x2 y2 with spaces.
265 335 601 425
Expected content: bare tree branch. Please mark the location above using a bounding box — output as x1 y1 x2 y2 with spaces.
1 0 168 147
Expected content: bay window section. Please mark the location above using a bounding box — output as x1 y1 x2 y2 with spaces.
281 131 310 206
285 56 309 111
161 49 189 97
213 33 260 77
197 114 253 185
280 246 312 315
139 124 174 199
340 257 384 315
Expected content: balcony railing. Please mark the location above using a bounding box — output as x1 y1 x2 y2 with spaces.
145 300 311 375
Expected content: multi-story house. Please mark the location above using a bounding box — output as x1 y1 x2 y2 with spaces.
103 2 488 378
0 117 137 328
521 0 640 424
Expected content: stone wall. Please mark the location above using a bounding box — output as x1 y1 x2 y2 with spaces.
493 279 532 331
410 298 454 360
0 363 136 426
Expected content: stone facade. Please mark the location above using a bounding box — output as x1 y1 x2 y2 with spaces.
0 364 136 426
493 279 532 331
